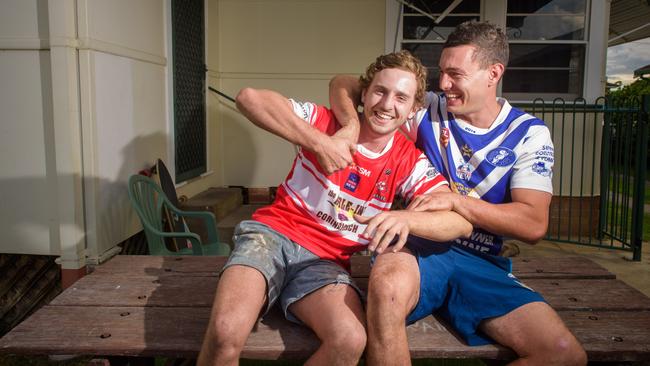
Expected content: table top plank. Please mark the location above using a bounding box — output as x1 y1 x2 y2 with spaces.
50 275 646 312
2 305 650 362
92 255 615 280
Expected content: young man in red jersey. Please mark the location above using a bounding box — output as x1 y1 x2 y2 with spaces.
197 51 472 366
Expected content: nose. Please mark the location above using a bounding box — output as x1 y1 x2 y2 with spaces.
378 94 393 110
439 72 451 90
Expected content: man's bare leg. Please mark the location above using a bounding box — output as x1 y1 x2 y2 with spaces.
289 283 366 366
481 302 587 366
366 249 420 366
197 265 267 366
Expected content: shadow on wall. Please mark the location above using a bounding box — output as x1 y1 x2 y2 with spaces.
0 132 169 257
219 99 258 186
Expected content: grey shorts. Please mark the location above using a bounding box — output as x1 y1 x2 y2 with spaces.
222 220 363 324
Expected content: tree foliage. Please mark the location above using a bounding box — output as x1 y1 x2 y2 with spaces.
607 77 650 101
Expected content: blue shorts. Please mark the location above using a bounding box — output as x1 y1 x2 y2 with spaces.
222 220 363 324
405 237 545 346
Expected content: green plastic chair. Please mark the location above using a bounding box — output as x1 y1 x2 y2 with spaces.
127 174 231 256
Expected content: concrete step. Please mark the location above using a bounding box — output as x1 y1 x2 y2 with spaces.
217 205 265 245
180 187 243 221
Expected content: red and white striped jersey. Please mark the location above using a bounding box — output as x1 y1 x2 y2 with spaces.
253 100 448 270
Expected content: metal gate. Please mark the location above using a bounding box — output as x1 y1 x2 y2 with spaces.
514 96 649 260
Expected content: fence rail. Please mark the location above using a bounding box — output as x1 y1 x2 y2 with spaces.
513 95 649 260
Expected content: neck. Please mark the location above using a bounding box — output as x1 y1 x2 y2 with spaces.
457 97 502 129
357 118 393 153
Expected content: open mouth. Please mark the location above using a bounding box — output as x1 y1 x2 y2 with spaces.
373 111 394 122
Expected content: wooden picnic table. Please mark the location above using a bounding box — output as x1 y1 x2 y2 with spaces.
1 255 650 362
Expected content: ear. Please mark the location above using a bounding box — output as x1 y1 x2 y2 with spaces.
361 88 367 104
488 63 505 87
407 107 417 120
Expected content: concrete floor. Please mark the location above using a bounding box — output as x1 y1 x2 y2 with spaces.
515 240 650 297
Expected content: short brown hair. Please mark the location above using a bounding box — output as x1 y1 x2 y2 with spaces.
359 50 427 108
444 21 509 69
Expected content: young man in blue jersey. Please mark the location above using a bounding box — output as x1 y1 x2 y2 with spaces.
327 21 587 365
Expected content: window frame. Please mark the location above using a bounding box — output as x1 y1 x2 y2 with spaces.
386 0 604 102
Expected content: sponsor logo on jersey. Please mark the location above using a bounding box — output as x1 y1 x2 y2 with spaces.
534 145 554 163
463 126 477 134
461 144 473 158
354 165 371 177
440 128 450 148
456 161 472 180
451 182 473 196
486 147 517 167
344 172 360 192
376 181 386 192
327 196 366 218
532 161 552 177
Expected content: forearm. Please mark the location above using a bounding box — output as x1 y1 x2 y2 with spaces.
329 75 361 137
407 211 473 242
452 195 550 243
236 87 326 150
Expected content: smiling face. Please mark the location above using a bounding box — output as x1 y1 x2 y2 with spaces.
360 67 418 139
438 45 497 121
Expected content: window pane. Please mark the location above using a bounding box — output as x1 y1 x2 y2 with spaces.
507 15 585 40
402 43 442 92
403 15 479 40
502 69 583 94
404 0 480 14
507 0 586 14
509 44 585 68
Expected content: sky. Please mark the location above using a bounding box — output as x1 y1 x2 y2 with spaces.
606 37 650 85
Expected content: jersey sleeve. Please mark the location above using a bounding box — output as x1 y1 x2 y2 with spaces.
510 123 554 194
398 153 449 203
400 91 438 141
288 99 319 125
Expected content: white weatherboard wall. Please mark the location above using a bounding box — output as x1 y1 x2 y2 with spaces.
78 0 168 262
0 0 59 256
212 0 386 187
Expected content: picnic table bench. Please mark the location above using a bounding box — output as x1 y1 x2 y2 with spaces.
1 255 650 363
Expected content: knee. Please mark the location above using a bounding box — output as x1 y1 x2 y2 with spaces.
208 314 249 357
553 336 587 366
325 322 367 359
531 334 587 366
368 268 414 311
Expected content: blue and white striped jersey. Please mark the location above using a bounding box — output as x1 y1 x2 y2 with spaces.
402 92 554 255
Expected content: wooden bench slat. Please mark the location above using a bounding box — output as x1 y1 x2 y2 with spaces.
93 255 615 280
92 256 224 277
51 275 647 312
512 257 615 279
3 305 650 362
527 279 650 311
49 275 218 307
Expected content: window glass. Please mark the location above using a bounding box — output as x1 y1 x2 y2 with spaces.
507 0 586 14
403 15 480 40
506 0 586 41
403 0 480 14
402 43 443 91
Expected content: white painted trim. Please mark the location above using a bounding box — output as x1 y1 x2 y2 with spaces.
164 0 176 183
77 37 166 66
385 0 401 53
85 244 122 265
203 0 211 185
584 0 609 103
0 37 51 49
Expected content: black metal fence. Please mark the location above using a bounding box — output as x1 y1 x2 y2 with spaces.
514 95 649 260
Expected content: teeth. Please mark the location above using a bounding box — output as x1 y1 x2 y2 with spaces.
375 112 393 120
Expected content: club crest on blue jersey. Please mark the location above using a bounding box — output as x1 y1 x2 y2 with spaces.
532 161 552 177
344 172 361 192
486 147 517 167
461 144 473 158
456 161 472 180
